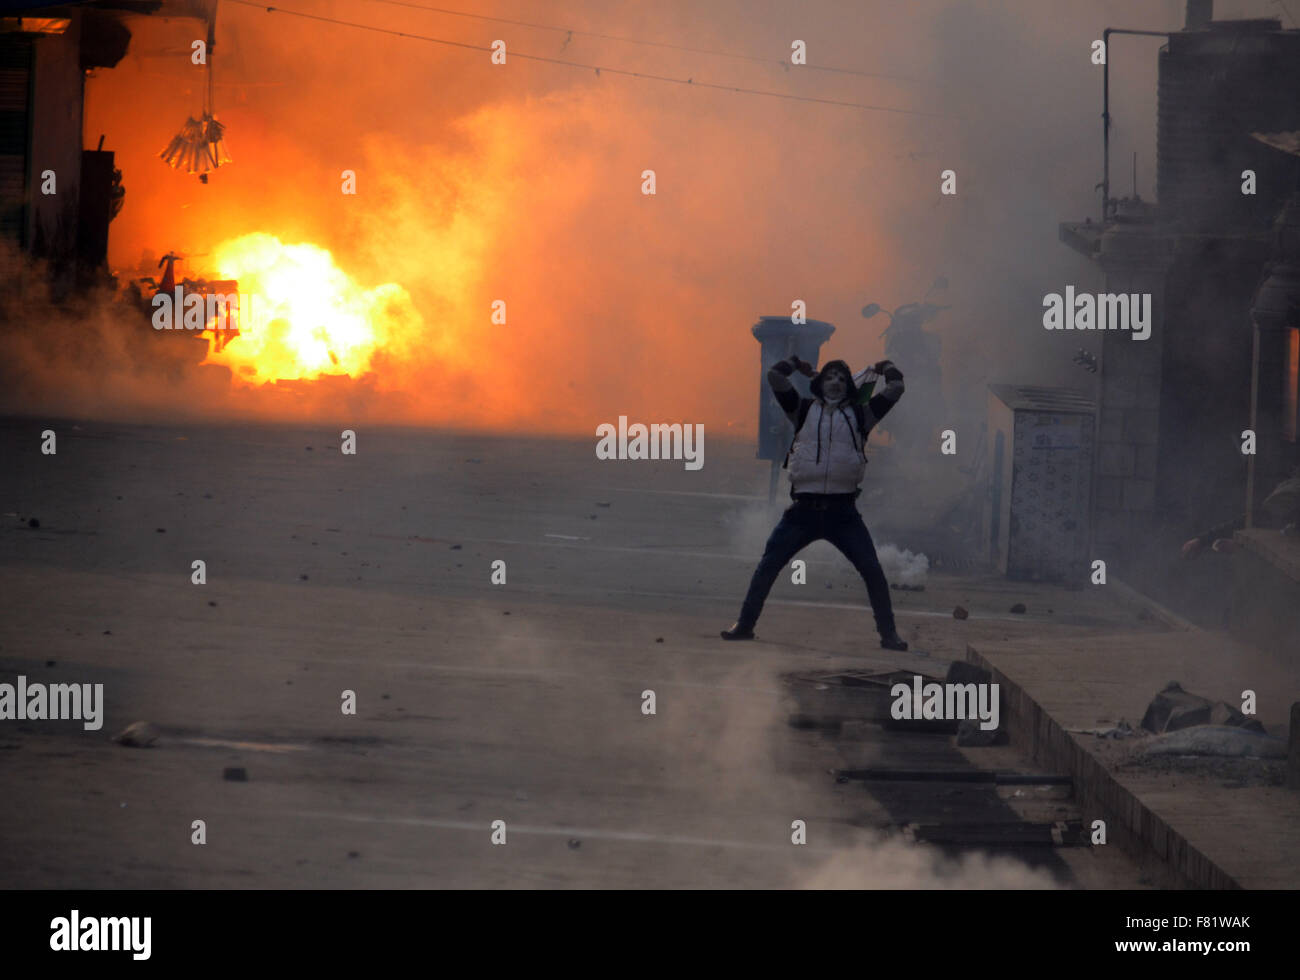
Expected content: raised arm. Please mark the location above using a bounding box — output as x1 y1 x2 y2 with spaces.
768 355 813 420
865 359 904 421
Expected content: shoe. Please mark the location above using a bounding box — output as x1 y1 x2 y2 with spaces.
880 632 909 652
720 622 755 640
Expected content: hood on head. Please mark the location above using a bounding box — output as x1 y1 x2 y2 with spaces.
810 359 857 402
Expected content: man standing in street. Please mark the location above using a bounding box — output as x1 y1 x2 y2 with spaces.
722 354 910 651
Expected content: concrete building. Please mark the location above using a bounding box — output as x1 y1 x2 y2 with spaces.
0 1 207 296
1059 7 1300 561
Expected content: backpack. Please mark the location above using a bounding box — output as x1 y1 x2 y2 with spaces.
782 399 868 470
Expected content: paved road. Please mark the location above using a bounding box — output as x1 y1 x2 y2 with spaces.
0 418 1151 887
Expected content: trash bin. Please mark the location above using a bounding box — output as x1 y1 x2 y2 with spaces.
752 316 836 499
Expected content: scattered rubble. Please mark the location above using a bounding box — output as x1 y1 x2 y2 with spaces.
1142 682 1208 731
1138 727 1286 760
1068 719 1138 739
1140 682 1265 735
1209 701 1265 732
1118 751 1286 787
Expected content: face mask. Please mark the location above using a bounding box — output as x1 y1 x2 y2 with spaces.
821 375 847 403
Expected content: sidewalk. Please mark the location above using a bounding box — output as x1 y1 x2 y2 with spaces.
967 628 1300 889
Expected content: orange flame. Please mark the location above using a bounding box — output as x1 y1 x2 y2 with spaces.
201 233 424 384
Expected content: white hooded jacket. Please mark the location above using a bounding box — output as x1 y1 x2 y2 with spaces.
768 358 905 496
787 400 871 494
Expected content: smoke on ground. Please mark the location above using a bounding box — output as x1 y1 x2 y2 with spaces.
798 833 1062 889
877 543 929 588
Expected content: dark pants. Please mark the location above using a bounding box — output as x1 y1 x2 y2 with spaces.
737 494 897 636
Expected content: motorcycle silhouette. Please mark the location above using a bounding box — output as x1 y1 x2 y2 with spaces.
861 277 949 454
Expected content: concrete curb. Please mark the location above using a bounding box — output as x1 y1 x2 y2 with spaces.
965 642 1239 890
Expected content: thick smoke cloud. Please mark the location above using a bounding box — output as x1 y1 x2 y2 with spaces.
8 0 1279 431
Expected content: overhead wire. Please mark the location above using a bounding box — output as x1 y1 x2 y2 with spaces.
222 0 951 118
356 0 926 84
